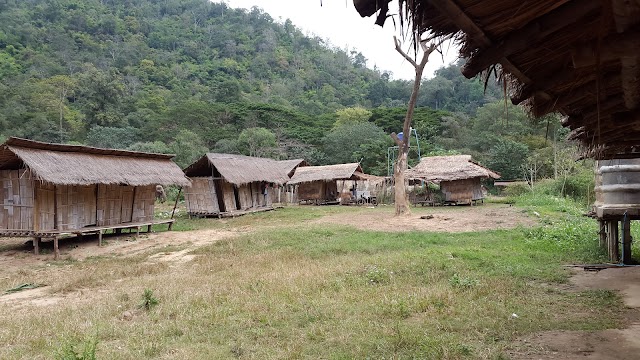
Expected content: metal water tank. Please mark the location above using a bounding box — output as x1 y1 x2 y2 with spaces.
594 158 640 217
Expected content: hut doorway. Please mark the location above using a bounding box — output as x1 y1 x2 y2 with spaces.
214 180 226 213
233 186 241 211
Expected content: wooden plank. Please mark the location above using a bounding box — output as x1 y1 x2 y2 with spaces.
53 236 59 260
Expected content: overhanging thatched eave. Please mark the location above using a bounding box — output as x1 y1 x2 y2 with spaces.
184 153 296 186
355 0 640 158
288 163 364 185
405 155 500 182
3 142 190 187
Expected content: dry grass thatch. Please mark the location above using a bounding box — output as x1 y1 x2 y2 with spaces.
0 137 190 186
277 159 309 178
183 153 294 185
288 163 364 184
405 155 500 182
355 0 640 159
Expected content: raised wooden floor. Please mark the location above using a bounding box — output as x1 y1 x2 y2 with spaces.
0 219 175 259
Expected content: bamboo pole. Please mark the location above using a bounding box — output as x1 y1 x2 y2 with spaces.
171 187 182 219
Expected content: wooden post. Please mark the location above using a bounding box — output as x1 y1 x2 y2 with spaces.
98 229 103 246
607 220 619 262
171 187 182 219
598 219 606 247
33 237 40 255
622 216 632 264
147 224 152 233
53 236 59 260
136 226 140 238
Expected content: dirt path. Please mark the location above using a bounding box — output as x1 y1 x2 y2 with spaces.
315 203 537 232
0 227 243 309
508 267 640 359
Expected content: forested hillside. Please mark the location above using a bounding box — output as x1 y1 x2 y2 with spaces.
0 0 573 179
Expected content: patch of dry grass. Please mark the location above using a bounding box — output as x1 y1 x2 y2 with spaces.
0 204 622 359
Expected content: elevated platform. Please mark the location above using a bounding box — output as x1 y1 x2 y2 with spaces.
188 206 275 219
0 219 175 259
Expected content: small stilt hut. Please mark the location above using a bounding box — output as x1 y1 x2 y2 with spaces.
406 155 500 205
287 163 364 204
0 137 191 257
183 153 300 217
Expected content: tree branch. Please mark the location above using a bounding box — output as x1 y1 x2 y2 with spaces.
394 36 418 68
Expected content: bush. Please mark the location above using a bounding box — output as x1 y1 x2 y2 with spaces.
534 169 595 205
503 182 530 197
56 337 97 360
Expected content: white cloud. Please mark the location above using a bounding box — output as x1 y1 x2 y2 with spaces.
223 0 459 80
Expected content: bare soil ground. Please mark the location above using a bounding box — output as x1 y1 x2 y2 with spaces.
508 267 640 359
1 204 639 359
0 227 242 308
315 203 537 232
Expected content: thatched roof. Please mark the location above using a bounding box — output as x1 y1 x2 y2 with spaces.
277 159 309 178
183 153 293 185
0 137 190 186
355 0 640 159
405 155 500 182
288 163 364 184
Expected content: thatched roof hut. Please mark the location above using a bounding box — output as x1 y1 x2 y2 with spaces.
183 153 306 216
354 0 640 159
0 137 190 187
0 137 190 258
288 163 365 204
406 155 499 204
287 163 364 185
406 155 500 182
183 153 293 185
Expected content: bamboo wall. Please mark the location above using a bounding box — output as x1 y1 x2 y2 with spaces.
35 182 55 231
297 181 338 202
0 170 34 230
221 181 237 212
0 170 159 232
132 185 155 223
440 178 483 203
55 185 97 231
96 184 154 226
185 177 220 214
237 183 253 209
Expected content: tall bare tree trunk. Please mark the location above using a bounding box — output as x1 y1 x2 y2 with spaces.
392 37 437 216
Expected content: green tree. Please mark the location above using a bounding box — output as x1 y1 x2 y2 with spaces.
170 129 208 168
333 107 372 128
322 121 389 168
86 126 139 149
487 139 529 180
127 141 171 154
237 127 279 158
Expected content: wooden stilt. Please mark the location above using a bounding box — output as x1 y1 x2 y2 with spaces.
599 220 606 247
622 216 632 264
33 237 40 255
607 220 619 262
136 226 140 238
147 224 152 233
53 237 59 260
115 228 121 235
98 229 103 246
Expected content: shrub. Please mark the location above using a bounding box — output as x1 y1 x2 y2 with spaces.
55 337 97 360
139 289 159 311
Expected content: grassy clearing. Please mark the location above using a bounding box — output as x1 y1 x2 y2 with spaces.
0 197 624 359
